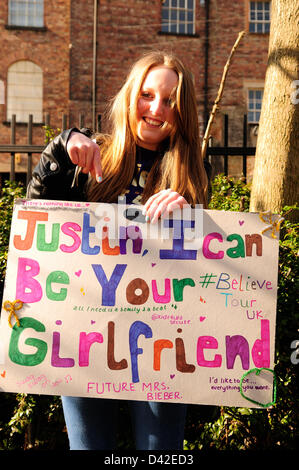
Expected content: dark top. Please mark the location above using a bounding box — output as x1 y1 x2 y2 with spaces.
122 146 158 204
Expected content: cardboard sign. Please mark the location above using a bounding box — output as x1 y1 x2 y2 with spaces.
0 199 280 408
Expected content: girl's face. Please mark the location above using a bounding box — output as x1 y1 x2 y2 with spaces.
136 66 178 151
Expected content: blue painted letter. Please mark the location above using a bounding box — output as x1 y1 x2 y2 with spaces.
129 321 152 383
92 264 127 306
160 220 197 260
82 213 100 255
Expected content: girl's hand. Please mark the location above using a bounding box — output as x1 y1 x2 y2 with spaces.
142 189 189 224
67 131 102 182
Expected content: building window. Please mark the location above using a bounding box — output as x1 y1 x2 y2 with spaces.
7 61 43 123
248 89 263 123
249 1 271 33
0 81 4 105
161 0 195 35
8 0 44 28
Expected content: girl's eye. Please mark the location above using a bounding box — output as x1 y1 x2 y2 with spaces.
141 92 152 99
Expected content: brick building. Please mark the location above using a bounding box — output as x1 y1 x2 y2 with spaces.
0 0 271 181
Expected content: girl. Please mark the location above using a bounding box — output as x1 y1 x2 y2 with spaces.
27 51 211 450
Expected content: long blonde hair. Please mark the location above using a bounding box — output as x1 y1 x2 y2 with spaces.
87 51 208 207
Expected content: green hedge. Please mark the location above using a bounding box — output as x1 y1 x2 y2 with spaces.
0 177 298 450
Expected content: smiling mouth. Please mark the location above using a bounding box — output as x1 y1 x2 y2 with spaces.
143 117 164 128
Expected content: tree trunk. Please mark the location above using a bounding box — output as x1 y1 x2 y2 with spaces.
249 0 299 217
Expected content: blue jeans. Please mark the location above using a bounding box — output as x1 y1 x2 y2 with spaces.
61 396 187 450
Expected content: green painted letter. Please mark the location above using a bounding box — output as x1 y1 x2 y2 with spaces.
37 223 60 251
226 234 245 258
9 317 47 366
173 278 195 302
46 271 69 301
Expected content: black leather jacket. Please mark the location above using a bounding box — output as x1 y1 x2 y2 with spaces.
27 128 212 203
27 128 90 201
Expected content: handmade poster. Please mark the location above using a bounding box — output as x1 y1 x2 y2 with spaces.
0 199 280 408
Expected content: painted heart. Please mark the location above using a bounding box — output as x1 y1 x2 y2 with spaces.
1 371 6 378
170 374 175 379
91 320 96 325
239 220 245 226
75 270 82 277
151 263 156 267
199 316 206 322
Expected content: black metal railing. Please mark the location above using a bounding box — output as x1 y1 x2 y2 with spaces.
206 114 256 180
0 113 256 187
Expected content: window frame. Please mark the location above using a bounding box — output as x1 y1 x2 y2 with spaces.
8 0 44 29
246 1 271 34
6 60 43 124
247 88 264 124
161 0 196 36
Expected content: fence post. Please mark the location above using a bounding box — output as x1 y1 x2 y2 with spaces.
44 113 50 127
10 114 16 182
97 114 101 132
27 114 33 186
208 136 213 165
62 114 67 131
223 114 228 176
242 114 248 182
79 113 84 128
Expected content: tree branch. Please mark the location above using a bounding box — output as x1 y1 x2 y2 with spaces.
202 31 246 160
